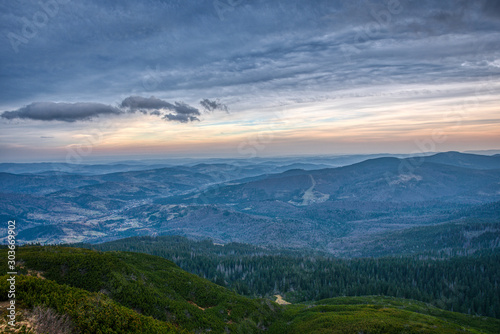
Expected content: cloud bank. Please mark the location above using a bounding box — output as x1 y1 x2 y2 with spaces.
2 0 499 109
1 96 209 123
120 96 201 122
0 1 499 161
121 96 175 111
0 102 121 122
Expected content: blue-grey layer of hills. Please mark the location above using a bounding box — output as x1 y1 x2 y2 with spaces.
1 152 499 257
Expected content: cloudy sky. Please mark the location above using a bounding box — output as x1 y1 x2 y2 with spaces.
1 0 499 162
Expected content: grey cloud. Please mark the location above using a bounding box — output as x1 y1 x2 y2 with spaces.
1 0 499 115
121 96 174 111
200 99 229 113
483 0 500 18
1 96 202 124
162 102 200 123
1 102 122 122
163 113 200 123
171 102 200 116
120 96 200 122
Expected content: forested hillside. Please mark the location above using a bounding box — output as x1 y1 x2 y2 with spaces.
84 236 500 319
2 152 499 253
0 246 278 333
2 246 500 334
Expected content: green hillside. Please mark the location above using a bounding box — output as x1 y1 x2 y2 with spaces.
0 246 278 333
1 246 499 333
269 296 500 334
81 235 500 318
0 275 185 334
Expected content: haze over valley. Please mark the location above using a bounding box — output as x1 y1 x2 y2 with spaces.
1 151 499 258
1 0 500 332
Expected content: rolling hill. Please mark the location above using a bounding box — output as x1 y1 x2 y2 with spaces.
1 246 499 333
0 246 278 333
182 157 500 205
1 152 499 255
269 296 500 334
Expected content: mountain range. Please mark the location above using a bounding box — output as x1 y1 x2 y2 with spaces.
1 152 499 256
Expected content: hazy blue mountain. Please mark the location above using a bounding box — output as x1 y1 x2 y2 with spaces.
423 151 500 169
0 162 175 175
0 153 419 175
178 157 500 205
1 152 499 255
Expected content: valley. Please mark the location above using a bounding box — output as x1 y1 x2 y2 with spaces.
3 1 499 332
1 152 499 257
1 152 500 333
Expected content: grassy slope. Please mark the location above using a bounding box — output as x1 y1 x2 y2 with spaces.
269 296 500 334
0 275 185 334
1 247 499 334
0 246 278 333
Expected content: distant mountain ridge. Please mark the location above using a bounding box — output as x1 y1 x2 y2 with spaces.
1 151 499 255
180 154 500 204
423 151 500 169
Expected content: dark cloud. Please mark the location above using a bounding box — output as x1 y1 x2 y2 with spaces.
161 101 200 123
1 102 122 122
483 0 500 18
163 113 200 123
120 96 200 122
121 96 174 111
1 96 202 123
171 102 200 116
1 0 499 117
200 99 229 113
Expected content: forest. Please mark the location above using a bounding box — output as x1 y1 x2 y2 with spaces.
2 245 500 334
77 236 500 319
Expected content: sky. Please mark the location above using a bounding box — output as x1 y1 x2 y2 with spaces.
1 0 499 162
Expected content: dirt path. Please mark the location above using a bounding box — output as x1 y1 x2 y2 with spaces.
274 295 291 305
301 174 316 205
300 174 329 205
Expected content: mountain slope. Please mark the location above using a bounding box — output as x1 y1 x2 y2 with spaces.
3 152 500 250
423 151 500 170
1 246 499 333
0 246 278 333
0 275 185 334
269 296 500 334
177 157 500 205
84 236 500 319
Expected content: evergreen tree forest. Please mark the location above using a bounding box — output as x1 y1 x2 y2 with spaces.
78 236 500 319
